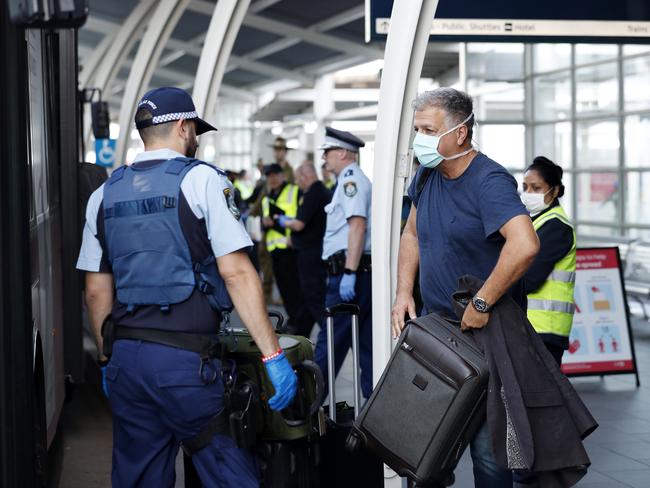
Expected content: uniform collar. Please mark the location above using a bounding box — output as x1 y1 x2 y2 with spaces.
132 148 186 164
337 162 358 181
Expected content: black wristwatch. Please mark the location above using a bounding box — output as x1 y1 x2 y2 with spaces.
471 296 492 313
343 268 356 275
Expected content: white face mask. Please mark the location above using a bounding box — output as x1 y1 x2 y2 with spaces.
412 113 474 168
521 190 551 216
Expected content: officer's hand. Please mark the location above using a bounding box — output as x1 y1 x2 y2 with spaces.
262 217 274 228
263 351 298 411
98 358 110 397
391 293 416 339
339 273 356 302
461 304 489 331
277 215 290 228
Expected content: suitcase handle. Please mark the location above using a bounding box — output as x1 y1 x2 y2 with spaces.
326 302 362 422
280 360 325 427
268 310 287 333
324 303 360 317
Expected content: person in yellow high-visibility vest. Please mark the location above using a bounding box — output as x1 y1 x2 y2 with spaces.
521 156 576 367
261 163 311 335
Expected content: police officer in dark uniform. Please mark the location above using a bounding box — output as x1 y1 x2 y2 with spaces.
77 87 297 487
277 162 332 337
313 127 373 398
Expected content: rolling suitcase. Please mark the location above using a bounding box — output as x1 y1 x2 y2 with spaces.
319 303 383 488
346 313 489 487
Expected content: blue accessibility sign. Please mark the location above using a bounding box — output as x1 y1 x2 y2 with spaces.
95 138 116 167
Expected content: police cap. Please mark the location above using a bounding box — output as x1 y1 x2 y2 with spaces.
264 163 283 175
318 127 365 152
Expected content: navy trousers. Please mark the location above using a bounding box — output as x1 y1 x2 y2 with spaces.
314 271 373 399
295 246 327 337
105 340 258 488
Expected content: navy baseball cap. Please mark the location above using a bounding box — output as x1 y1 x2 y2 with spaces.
135 87 218 135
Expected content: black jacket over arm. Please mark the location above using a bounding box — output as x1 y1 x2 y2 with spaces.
452 276 598 487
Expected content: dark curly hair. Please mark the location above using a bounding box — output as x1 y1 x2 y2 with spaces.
526 156 565 199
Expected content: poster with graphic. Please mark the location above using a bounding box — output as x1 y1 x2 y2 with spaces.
561 247 637 376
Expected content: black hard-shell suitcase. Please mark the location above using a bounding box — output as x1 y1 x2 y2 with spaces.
319 304 383 487
346 313 488 487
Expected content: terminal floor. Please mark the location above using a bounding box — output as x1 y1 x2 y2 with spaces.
56 315 650 487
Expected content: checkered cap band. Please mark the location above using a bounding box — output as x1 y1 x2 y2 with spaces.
151 110 198 125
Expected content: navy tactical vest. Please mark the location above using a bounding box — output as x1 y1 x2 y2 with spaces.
103 157 232 317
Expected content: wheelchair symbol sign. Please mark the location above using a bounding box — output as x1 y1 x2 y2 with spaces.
95 138 116 167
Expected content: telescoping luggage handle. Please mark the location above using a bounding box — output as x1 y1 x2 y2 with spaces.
324 303 361 423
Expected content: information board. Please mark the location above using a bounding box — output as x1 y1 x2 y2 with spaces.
561 247 639 381
368 0 650 43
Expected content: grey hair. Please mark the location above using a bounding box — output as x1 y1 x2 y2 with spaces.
412 88 474 136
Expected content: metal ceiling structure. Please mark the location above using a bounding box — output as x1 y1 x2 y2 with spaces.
78 0 460 108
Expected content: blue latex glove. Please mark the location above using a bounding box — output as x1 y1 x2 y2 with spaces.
100 365 109 397
339 273 357 302
277 215 291 228
264 351 298 411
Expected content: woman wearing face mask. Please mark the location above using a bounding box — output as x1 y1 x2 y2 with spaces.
521 156 576 367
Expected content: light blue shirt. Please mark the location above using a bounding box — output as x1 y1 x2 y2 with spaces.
322 162 372 259
76 148 252 272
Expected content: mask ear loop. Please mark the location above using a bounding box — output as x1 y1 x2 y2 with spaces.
469 116 480 152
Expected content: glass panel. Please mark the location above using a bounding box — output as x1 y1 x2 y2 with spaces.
533 123 572 167
466 43 524 81
533 71 571 121
468 80 524 121
624 45 650 56
624 55 650 111
575 62 618 116
476 124 526 170
533 44 572 72
625 172 650 224
576 119 619 168
628 228 650 239
576 172 619 222
575 44 618 65
559 172 574 220
625 115 650 168
576 224 620 238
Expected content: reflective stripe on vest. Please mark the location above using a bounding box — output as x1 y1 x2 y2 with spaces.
527 205 576 337
262 183 299 252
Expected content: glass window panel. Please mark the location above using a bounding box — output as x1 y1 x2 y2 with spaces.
476 124 525 170
625 171 650 224
559 172 574 220
533 123 572 167
468 80 524 121
533 44 572 72
576 172 619 222
576 119 619 168
628 228 650 239
467 43 524 81
576 224 620 238
533 71 571 121
625 114 650 168
575 62 618 116
624 45 650 56
624 55 650 111
575 44 618 65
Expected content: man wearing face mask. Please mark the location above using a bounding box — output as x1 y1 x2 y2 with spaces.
391 88 540 487
77 87 297 486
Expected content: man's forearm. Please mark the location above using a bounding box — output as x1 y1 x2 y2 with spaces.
84 273 114 358
224 263 280 357
396 232 420 296
345 217 366 270
478 236 538 306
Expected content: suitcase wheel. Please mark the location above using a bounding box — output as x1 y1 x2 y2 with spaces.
344 429 363 452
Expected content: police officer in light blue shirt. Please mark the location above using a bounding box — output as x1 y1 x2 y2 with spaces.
77 87 297 487
314 127 373 398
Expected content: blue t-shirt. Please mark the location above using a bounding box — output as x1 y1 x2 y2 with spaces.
407 153 529 317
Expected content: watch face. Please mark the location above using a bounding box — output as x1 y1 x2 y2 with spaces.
472 297 489 313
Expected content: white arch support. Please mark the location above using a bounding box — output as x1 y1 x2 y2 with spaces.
371 4 439 485
82 0 156 149
192 0 251 161
116 0 192 164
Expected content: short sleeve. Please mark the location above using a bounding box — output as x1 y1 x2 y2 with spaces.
479 170 529 238
76 185 106 272
340 178 370 219
182 165 253 257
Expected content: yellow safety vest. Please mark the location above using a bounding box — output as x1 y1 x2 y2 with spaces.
234 179 253 200
261 184 299 252
527 205 577 337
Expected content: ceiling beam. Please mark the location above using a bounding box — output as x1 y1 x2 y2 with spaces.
248 0 283 14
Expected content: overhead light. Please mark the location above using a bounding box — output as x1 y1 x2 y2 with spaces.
304 121 318 134
271 125 283 136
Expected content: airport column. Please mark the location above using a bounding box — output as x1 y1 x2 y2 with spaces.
372 1 441 486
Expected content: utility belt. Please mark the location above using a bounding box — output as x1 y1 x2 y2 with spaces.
100 316 257 454
324 250 372 276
